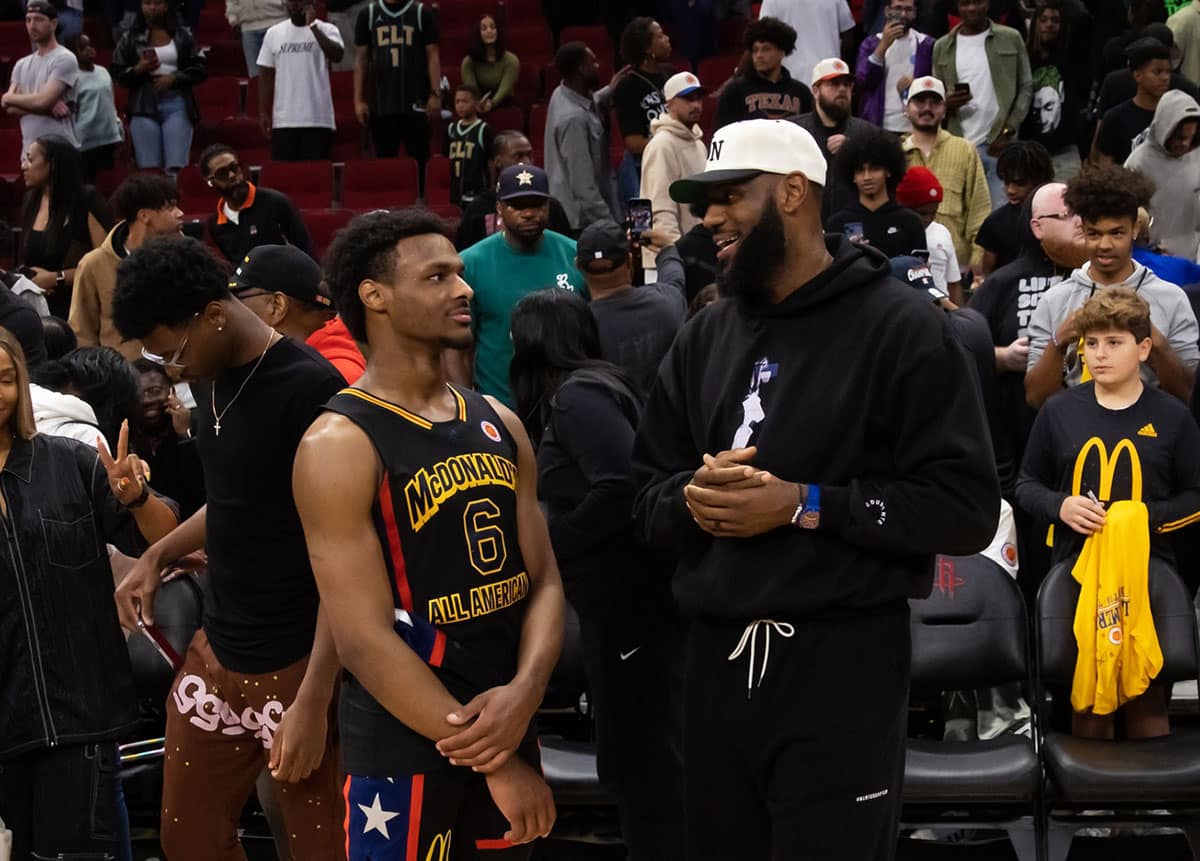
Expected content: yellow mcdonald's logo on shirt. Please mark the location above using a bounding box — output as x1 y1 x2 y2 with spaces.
1071 437 1143 503
425 829 452 861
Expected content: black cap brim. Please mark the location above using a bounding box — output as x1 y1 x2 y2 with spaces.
669 169 763 204
498 191 552 202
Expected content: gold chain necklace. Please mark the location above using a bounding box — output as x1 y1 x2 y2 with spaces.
212 329 276 437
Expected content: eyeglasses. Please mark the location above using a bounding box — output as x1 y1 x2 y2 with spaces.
1034 211 1075 221
141 313 199 370
208 160 242 182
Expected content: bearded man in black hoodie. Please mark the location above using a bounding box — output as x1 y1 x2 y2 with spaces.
632 118 1000 861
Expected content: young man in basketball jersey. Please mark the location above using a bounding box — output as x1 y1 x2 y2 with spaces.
353 0 441 167
295 209 564 858
447 84 494 207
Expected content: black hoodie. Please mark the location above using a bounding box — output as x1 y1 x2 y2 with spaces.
633 236 1000 622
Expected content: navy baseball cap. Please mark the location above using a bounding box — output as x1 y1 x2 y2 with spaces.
576 221 628 267
497 164 551 201
890 255 946 303
25 1 58 18
230 244 333 309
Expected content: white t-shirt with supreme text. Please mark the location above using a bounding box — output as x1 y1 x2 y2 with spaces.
257 19 342 129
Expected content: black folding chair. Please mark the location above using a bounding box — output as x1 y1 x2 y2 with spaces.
1037 557 1200 860
902 553 1040 860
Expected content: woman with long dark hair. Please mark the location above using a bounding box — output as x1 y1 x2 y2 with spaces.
509 289 685 859
461 14 519 114
17 135 110 320
112 0 207 172
0 326 177 861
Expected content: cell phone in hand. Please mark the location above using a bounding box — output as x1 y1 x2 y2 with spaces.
845 221 865 243
141 48 157 62
628 198 652 240
139 620 183 671
954 82 971 97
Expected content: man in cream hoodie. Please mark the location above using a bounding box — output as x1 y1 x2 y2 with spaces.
1026 164 1199 409
1125 89 1200 261
640 71 707 272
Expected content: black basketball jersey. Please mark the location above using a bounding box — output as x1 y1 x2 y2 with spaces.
354 0 439 117
324 384 531 774
446 119 492 206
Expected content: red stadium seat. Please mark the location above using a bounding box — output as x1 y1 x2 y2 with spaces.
194 76 245 127
750 2 762 19
696 54 741 93
511 61 541 107
94 165 131 198
504 26 553 60
330 70 354 105
0 22 30 60
175 166 214 216
440 0 499 24
528 102 547 149
203 40 247 77
485 104 524 135
439 29 475 67
207 115 267 154
342 157 419 209
301 207 353 259
700 93 719 136
0 129 23 175
560 25 611 60
83 15 113 50
196 7 231 43
259 160 334 209
423 155 451 205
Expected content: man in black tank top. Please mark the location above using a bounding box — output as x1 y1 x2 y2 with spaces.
295 209 565 859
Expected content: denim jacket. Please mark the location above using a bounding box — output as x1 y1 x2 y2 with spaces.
0 434 147 757
932 23 1033 143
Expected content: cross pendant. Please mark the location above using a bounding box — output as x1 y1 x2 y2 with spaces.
214 420 221 437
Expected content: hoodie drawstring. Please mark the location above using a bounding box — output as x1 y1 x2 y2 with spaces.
727 619 795 699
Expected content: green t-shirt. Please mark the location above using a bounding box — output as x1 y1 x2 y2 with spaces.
461 230 587 406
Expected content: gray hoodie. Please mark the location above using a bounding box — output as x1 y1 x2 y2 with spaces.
1125 90 1200 261
1025 260 1200 388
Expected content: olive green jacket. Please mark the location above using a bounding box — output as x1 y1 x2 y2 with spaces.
932 23 1033 144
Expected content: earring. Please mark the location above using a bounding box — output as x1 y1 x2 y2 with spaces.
217 325 224 332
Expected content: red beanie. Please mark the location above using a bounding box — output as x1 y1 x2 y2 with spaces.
896 166 943 209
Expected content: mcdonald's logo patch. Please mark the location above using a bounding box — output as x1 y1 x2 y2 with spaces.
1137 423 1157 438
1072 437 1143 503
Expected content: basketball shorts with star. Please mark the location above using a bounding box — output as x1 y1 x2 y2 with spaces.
341 609 541 861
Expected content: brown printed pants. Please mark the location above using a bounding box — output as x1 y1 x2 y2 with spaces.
160 629 344 860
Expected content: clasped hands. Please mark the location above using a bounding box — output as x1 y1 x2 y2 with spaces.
684 446 803 538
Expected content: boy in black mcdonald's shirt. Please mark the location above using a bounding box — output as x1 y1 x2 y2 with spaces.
1015 288 1200 736
294 209 564 859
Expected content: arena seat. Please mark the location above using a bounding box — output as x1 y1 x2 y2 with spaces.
696 54 741 94
1037 558 1200 859
259 160 334 209
194 75 245 126
341 157 420 209
423 155 452 205
511 61 541 108
503 26 553 63
301 207 354 259
901 554 1039 861
560 25 611 61
203 39 247 77
485 104 524 135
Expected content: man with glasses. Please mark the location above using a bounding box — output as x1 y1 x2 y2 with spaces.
71 172 184 361
109 236 347 860
231 244 365 382
198 143 313 264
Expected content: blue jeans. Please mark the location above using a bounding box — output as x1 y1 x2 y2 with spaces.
241 27 268 77
618 150 642 219
130 91 193 170
977 142 1006 212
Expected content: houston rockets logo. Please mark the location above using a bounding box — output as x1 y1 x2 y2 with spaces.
934 556 965 599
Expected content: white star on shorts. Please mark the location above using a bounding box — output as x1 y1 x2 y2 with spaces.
359 792 400 839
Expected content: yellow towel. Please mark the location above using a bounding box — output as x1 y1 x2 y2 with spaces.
1070 500 1163 715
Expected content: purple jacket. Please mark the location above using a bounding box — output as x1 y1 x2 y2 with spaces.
855 31 934 127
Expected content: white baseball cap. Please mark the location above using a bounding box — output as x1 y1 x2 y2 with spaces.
664 71 705 101
669 119 827 204
811 57 853 86
908 76 946 101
